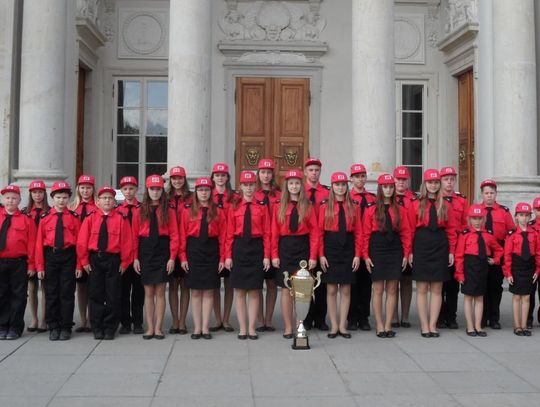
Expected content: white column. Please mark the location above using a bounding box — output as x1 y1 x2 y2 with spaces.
167 0 212 179
14 0 68 185
352 0 395 177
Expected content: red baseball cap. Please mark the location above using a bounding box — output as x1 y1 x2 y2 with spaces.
119 176 138 187
170 166 186 177
258 159 275 170
239 171 256 183
393 166 410 179
480 179 497 189
29 180 46 191
50 181 72 196
285 169 302 180
331 172 348 184
440 166 457 177
195 177 212 188
146 175 164 188
423 169 440 182
1 185 20 195
377 174 395 185
78 174 95 185
304 157 322 168
350 164 367 176
533 197 540 209
212 163 229 174
467 204 486 218
515 202 532 214
97 186 116 197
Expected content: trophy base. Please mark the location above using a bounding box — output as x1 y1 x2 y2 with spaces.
292 336 310 350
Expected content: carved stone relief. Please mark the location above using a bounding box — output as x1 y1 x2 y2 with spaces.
443 0 478 34
394 14 425 65
77 0 100 26
101 0 116 41
118 8 169 59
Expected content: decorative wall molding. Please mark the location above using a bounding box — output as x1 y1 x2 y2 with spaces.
117 8 169 59
394 14 425 65
426 4 440 49
442 0 477 36
77 0 100 27
232 51 316 65
101 0 116 41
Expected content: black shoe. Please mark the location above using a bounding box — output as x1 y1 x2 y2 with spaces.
421 332 431 338
430 331 440 338
255 326 267 333
338 331 351 339
327 332 338 338
376 331 387 338
133 325 144 334
466 330 477 337
447 320 459 329
347 321 358 331
154 334 165 340
437 320 448 329
489 322 501 330
0 330 7 340
104 332 115 340
358 320 371 331
178 328 188 335
94 330 105 340
191 333 201 340
59 330 71 341
119 325 131 334
237 334 247 340
5 331 19 340
49 329 60 341
385 330 396 338
27 326 37 332
223 325 235 332
169 328 180 334
523 329 532 337
265 326 276 332
142 334 154 340
315 322 329 331
391 322 401 328
202 333 212 340
209 324 223 332
248 334 259 340
400 321 411 328
476 330 487 337
282 333 294 339
514 328 524 336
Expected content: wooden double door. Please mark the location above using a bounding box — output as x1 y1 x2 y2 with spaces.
235 77 310 186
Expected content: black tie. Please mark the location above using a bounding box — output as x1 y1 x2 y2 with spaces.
0 215 12 251
428 198 438 231
55 213 64 249
149 207 159 246
34 208 42 226
384 204 394 242
522 231 531 261
200 207 209 243
243 203 252 242
262 190 270 208
217 193 224 208
289 201 299 232
360 193 368 217
98 215 108 252
477 231 487 260
338 201 347 245
397 195 404 206
309 188 316 204
485 207 493 233
127 204 133 225
81 202 88 222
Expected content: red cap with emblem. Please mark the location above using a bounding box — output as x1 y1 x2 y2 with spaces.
377 174 395 185
480 179 497 189
239 171 256 183
170 166 186 177
258 158 275 170
515 202 532 214
212 163 229 174
1 185 20 195
29 180 46 191
467 204 486 218
146 175 164 188
331 172 348 184
119 176 138 187
285 169 302 180
423 169 440 182
533 197 540 209
350 164 367 176
440 166 457 177
304 157 322 168
195 177 212 188
98 186 116 197
393 166 410 179
50 181 72 196
77 174 95 185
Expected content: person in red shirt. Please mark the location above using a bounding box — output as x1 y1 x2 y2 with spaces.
348 164 376 332
363 174 411 338
69 174 97 334
409 169 457 338
503 203 540 336
116 176 144 334
392 166 417 329
210 162 238 333
255 158 281 332
224 171 271 340
36 181 81 341
77 186 133 340
455 205 503 337
0 185 36 340
319 172 362 339
438 166 469 330
180 177 226 339
304 157 330 331
271 169 318 338
22 180 49 333
479 179 515 329
167 166 192 336
527 196 540 328
132 175 178 339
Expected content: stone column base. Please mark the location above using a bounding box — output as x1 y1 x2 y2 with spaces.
492 176 540 211
12 169 68 198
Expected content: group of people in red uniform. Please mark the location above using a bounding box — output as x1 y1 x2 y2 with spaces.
0 158 539 341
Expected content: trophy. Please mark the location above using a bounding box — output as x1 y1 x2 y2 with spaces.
283 260 322 350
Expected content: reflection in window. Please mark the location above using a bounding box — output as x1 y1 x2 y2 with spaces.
117 81 141 108
147 110 168 135
147 81 168 109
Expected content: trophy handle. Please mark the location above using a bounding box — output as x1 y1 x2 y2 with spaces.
283 271 292 290
313 271 322 290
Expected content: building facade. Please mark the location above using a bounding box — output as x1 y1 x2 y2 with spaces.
1 0 540 207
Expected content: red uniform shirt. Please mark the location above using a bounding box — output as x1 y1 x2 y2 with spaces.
454 228 504 282
350 189 376 217
169 193 193 222
254 189 281 218
503 227 540 277
76 208 133 269
362 202 412 260
529 219 540 234
116 200 140 225
318 200 363 258
73 200 98 223
179 204 226 262
22 206 47 226
480 202 514 243
212 189 239 212
271 202 319 261
131 205 179 262
35 208 81 272
305 183 330 216
224 198 271 259
0 208 36 269
444 192 469 228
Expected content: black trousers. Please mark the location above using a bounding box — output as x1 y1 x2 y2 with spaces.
44 247 76 330
527 280 539 323
304 282 327 325
89 252 122 333
348 262 372 323
440 265 459 323
0 257 28 335
483 263 504 324
120 265 144 327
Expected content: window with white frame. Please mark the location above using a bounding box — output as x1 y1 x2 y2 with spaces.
396 81 427 192
114 78 168 186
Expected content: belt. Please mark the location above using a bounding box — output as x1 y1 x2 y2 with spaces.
45 246 75 254
90 251 119 258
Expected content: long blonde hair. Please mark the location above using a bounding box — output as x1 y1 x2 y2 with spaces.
278 178 310 225
324 184 357 229
417 181 447 222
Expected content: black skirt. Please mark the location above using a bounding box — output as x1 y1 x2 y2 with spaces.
139 236 170 286
368 231 403 282
230 237 264 290
185 237 220 290
461 255 488 296
322 232 355 285
276 235 310 288
169 256 186 280
412 227 450 282
509 254 535 295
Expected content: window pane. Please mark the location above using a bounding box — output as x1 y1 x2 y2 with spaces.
147 110 168 135
402 139 422 165
116 164 139 186
148 81 168 108
409 167 422 193
402 85 423 111
402 112 422 139
117 109 140 134
146 136 167 163
146 164 167 178
117 80 141 108
117 136 139 162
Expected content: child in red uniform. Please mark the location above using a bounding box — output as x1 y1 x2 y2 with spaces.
527 197 540 328
455 205 503 337
503 203 540 336
0 185 36 340
225 171 270 340
180 178 226 339
77 186 133 340
23 180 49 333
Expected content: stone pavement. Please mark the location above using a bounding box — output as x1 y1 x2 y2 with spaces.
1 288 539 407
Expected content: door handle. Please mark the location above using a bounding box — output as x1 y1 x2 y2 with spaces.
459 150 466 162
